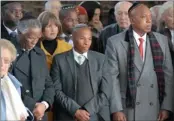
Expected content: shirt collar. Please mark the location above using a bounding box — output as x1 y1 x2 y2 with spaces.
133 30 147 42
73 49 88 59
3 22 18 35
60 33 72 38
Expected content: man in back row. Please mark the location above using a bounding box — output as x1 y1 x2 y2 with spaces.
98 1 132 53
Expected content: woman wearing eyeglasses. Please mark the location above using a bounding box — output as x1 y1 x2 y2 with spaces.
0 39 33 121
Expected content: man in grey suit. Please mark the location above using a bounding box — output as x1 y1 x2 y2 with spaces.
51 24 112 121
105 3 174 121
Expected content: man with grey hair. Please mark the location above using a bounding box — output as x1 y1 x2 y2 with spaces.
51 24 112 121
98 1 132 53
150 5 161 31
44 0 62 18
11 19 55 121
1 1 23 47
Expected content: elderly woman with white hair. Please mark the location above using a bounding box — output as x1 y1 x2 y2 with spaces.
0 39 33 120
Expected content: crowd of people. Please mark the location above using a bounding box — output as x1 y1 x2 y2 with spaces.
0 0 174 121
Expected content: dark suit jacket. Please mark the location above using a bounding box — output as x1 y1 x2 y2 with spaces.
11 46 55 121
1 23 10 40
98 23 123 53
1 23 19 48
50 50 112 121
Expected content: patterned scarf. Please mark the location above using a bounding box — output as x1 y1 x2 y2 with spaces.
125 26 165 108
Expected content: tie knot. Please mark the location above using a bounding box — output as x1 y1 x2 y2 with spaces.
10 32 17 38
77 55 85 65
78 55 84 60
139 38 144 43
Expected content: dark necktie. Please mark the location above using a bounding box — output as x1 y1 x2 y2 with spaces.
9 32 18 46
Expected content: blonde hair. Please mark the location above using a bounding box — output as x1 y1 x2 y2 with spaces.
0 39 17 62
37 11 62 36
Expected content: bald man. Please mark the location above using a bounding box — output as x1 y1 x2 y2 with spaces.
106 3 173 121
98 1 132 53
51 24 112 121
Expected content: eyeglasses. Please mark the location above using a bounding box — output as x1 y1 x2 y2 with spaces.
0 58 12 66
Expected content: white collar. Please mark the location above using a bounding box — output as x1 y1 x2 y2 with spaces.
60 33 72 38
133 30 147 42
3 22 18 35
73 49 88 59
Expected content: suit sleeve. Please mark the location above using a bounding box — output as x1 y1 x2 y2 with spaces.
50 56 81 117
160 36 174 112
82 56 112 115
41 56 55 111
105 38 123 113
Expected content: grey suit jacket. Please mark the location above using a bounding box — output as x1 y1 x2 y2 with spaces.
105 31 174 116
51 50 112 121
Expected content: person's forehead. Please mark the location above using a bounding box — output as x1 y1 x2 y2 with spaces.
78 28 91 34
26 28 41 35
1 48 11 57
10 3 22 8
66 11 77 18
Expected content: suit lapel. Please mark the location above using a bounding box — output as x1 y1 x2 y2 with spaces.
15 50 29 76
133 38 144 72
30 50 41 81
88 51 95 95
121 39 143 72
66 50 76 82
136 37 150 83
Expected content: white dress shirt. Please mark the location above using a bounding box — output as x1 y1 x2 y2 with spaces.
170 29 174 46
3 22 18 35
133 30 147 61
73 49 88 65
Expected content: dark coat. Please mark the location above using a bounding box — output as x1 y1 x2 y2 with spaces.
98 23 123 53
1 23 19 48
11 46 55 121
